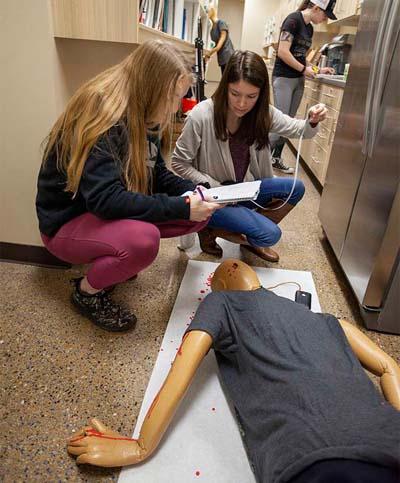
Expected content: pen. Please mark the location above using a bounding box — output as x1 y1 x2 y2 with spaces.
196 186 205 201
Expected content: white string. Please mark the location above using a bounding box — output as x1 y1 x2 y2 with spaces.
251 122 306 211
265 281 302 291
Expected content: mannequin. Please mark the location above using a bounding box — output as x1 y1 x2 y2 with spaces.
68 260 400 481
204 6 235 75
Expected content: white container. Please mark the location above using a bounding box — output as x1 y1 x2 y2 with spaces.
178 233 196 250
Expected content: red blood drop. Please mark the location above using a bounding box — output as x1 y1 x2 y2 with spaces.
212 407 215 411
195 470 200 476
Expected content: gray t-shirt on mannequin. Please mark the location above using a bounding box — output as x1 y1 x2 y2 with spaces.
186 289 400 483
210 19 234 67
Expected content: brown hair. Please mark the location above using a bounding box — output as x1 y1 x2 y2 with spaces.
42 40 192 195
212 50 271 150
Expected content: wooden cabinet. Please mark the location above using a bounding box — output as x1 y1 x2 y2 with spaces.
289 79 344 186
329 0 359 23
51 0 139 43
50 0 199 53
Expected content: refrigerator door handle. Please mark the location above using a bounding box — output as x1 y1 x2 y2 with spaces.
362 0 392 155
368 0 400 158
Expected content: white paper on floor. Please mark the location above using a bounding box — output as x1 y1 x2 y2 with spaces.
119 260 321 483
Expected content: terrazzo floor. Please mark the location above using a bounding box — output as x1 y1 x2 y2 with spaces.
1 147 399 482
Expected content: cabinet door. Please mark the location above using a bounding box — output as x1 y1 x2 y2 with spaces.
329 0 358 21
341 0 358 19
51 0 138 43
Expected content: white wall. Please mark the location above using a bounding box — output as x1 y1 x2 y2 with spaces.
240 0 280 55
1 1 136 247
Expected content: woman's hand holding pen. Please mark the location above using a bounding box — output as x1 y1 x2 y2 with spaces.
188 187 223 222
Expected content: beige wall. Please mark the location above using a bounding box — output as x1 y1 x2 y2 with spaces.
1 1 136 247
1 1 58 246
205 0 245 89
241 0 280 55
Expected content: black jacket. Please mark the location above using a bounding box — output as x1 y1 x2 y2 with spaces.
36 124 195 237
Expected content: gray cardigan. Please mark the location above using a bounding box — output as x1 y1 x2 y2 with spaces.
172 99 318 187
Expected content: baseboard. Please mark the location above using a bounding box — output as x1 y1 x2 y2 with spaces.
0 242 71 268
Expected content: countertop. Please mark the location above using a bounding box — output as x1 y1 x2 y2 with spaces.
266 65 346 88
312 76 346 88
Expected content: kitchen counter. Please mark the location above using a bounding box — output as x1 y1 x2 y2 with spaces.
266 65 346 88
313 76 346 88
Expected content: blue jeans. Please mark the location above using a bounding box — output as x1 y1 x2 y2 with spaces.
208 177 305 247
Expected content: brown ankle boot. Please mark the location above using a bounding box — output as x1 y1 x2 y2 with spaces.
198 227 223 257
241 245 280 263
211 229 248 245
258 199 295 225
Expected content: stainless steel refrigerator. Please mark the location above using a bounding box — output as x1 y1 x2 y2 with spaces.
319 0 400 334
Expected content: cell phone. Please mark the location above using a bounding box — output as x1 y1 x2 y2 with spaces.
295 290 312 309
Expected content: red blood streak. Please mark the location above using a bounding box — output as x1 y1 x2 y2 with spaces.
147 377 169 419
177 333 189 355
205 272 214 286
70 431 139 443
146 393 160 419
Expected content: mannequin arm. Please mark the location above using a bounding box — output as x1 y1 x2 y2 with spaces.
67 330 213 466
339 319 400 410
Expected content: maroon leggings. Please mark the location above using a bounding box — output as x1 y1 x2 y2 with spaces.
42 213 207 289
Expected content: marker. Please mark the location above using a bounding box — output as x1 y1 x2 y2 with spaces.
196 187 205 201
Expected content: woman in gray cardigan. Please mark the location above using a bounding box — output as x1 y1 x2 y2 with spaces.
172 50 326 262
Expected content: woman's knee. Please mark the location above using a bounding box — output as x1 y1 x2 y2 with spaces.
119 222 160 267
249 223 282 247
290 180 305 205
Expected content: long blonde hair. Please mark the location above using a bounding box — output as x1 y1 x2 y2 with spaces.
43 40 192 195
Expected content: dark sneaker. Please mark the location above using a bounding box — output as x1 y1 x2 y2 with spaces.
70 278 137 332
272 158 294 174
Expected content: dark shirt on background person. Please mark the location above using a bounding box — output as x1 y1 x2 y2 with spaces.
273 11 313 78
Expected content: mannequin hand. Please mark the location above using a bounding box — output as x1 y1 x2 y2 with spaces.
320 66 335 75
203 50 213 62
308 103 328 124
188 192 223 222
68 419 145 467
304 66 316 78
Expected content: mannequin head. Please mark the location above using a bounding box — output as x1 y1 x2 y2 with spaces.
211 259 261 292
208 6 218 22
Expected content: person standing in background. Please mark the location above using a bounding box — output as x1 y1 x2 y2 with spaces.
270 0 336 174
204 5 235 75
